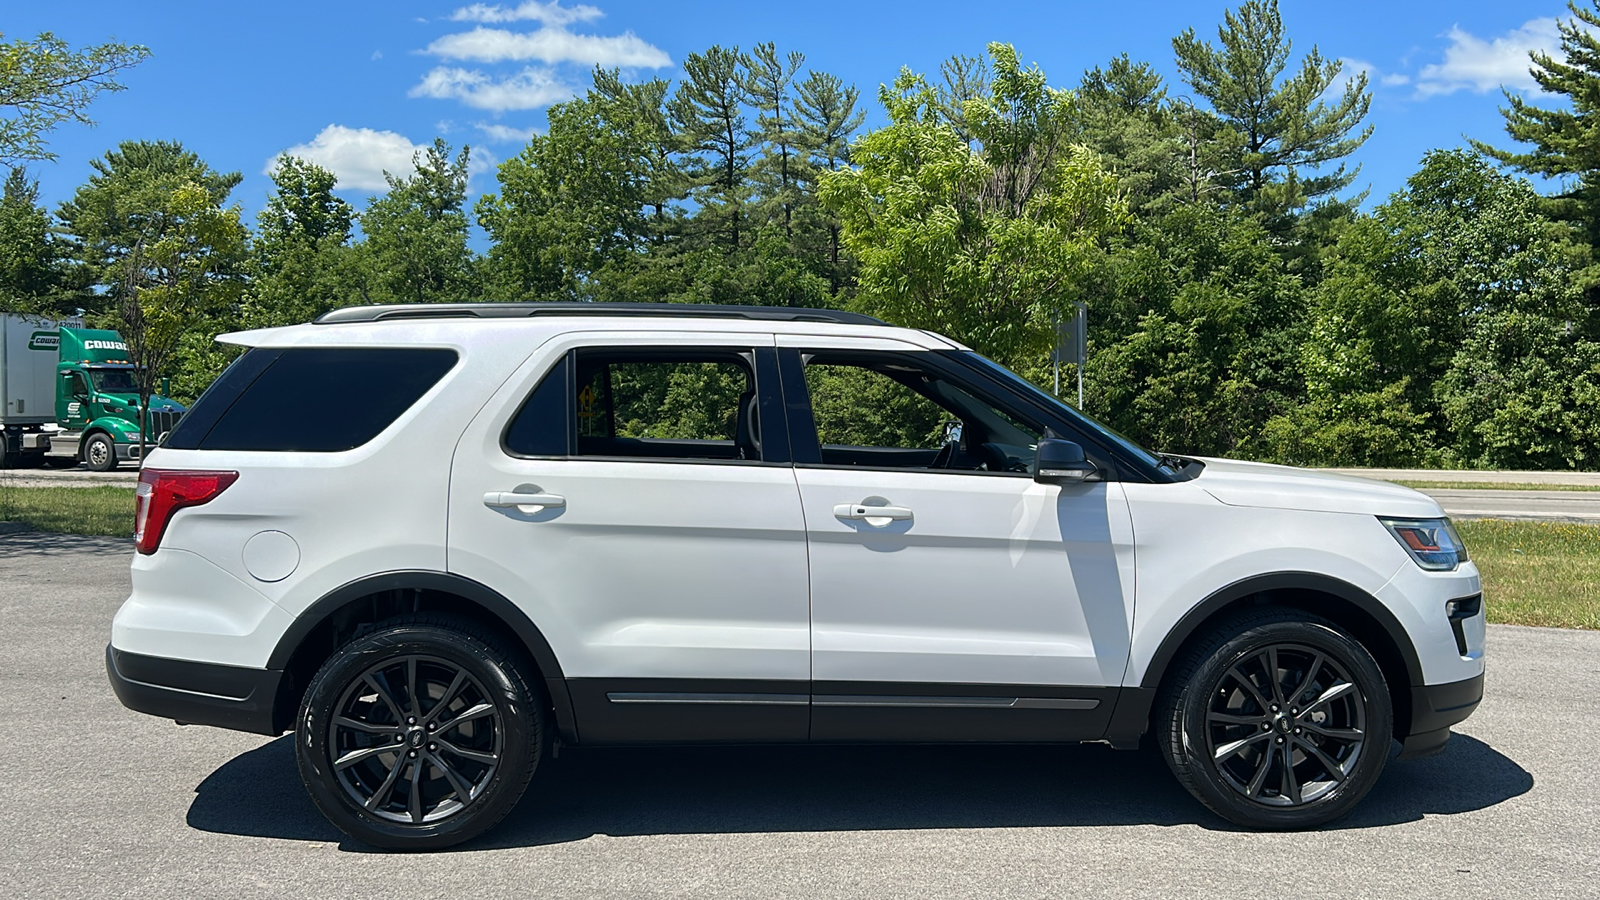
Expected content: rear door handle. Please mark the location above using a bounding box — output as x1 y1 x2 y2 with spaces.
833 503 912 521
484 491 566 510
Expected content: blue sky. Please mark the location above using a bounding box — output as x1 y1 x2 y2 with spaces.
5 1 1571 230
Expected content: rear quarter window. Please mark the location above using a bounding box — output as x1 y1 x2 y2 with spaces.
164 347 458 452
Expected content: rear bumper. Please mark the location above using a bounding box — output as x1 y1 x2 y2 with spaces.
106 645 286 736
1399 671 1484 759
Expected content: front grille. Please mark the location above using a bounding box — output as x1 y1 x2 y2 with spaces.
147 409 183 444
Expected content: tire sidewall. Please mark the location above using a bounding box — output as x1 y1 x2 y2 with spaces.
296 624 540 850
1177 620 1393 829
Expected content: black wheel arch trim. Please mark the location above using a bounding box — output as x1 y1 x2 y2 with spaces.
1139 572 1426 730
267 570 578 742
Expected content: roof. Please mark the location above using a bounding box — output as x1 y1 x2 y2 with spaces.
314 302 888 327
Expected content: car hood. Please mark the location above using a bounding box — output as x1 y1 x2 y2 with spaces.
1190 457 1444 518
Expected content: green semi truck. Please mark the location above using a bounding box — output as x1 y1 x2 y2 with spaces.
1 314 186 471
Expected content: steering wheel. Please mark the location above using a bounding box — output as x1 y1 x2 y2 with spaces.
928 439 959 469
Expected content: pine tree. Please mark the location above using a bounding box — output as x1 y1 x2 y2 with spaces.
1172 0 1372 217
0 167 78 312
670 46 752 251
1473 1 1600 255
744 43 805 239
794 71 864 294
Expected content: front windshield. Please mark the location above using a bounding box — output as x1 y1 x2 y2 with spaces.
89 369 138 393
958 351 1165 471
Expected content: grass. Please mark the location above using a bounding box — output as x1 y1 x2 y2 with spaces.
1457 519 1600 630
0 485 135 538
0 487 1594 629
1393 480 1600 492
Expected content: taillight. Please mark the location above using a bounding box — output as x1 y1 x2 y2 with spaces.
134 469 239 555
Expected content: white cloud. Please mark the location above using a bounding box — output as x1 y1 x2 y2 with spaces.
409 65 575 111
1380 72 1411 87
268 125 429 191
476 122 540 143
425 25 670 68
450 1 602 25
1416 17 1560 97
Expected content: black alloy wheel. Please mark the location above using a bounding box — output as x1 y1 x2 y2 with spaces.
328 655 503 825
1158 609 1393 829
297 616 543 850
1204 644 1367 807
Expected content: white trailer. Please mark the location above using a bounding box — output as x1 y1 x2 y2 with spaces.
1 313 83 466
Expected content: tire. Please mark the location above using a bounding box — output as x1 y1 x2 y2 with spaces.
1156 608 1393 830
295 615 544 850
83 433 117 472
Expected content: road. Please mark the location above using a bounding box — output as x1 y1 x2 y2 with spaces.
0 532 1595 899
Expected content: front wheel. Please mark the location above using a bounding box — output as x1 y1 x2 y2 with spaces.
1157 609 1393 829
83 433 117 471
296 616 544 850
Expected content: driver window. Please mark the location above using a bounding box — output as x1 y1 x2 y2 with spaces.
802 356 1042 474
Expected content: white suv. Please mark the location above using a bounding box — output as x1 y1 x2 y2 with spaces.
107 303 1485 849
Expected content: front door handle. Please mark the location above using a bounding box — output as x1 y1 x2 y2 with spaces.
484 491 566 510
833 503 913 522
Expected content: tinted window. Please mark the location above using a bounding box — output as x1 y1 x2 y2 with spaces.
504 355 569 456
169 347 457 452
799 353 1042 474
572 349 759 461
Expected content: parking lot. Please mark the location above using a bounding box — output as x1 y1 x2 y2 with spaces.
1 530 1595 899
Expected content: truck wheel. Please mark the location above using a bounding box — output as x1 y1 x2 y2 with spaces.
295 615 544 850
83 434 118 472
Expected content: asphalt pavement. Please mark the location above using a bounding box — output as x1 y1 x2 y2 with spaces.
1 531 1595 899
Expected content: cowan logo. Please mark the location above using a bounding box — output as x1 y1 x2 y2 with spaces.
28 332 60 351
84 339 128 352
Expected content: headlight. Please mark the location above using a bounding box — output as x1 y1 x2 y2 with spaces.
1379 517 1469 571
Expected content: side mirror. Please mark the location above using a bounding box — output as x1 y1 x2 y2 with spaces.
1035 438 1099 485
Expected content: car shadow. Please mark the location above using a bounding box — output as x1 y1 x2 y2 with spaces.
186 733 1532 851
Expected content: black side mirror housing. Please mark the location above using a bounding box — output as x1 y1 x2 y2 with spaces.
1035 437 1099 485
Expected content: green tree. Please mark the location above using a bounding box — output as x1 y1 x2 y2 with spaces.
1473 1 1600 273
0 167 78 312
793 70 865 293
357 138 478 305
58 140 247 436
670 46 752 250
243 156 358 329
1075 54 1190 213
57 139 242 320
1263 150 1598 468
0 31 149 167
822 43 1126 366
479 84 659 301
1171 0 1371 217
744 43 805 238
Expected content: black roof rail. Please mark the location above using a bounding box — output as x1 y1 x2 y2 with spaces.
313 302 889 327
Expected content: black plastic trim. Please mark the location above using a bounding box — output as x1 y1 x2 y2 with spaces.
810 681 1117 743
106 646 283 736
267 570 578 743
1409 671 1484 736
315 302 888 327
1139 572 1425 694
569 678 810 743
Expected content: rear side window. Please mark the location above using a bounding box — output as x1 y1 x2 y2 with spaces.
165 347 457 452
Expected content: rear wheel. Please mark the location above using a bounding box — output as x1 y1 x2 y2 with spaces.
1157 609 1392 829
296 616 543 850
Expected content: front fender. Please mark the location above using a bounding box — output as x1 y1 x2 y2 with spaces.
86 415 140 441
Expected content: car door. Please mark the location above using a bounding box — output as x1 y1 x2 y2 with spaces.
778 341 1137 742
448 332 811 743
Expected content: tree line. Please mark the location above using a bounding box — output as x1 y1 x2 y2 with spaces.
3 0 1599 469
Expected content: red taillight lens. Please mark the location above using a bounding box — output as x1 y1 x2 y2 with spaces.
134 468 239 555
